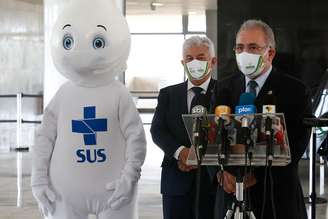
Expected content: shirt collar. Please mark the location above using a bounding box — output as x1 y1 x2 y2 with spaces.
188 76 211 93
245 65 272 91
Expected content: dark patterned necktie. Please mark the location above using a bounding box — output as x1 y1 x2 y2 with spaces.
190 87 204 112
248 80 258 96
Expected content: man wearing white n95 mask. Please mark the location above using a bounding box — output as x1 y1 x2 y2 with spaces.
151 36 217 219
213 19 311 219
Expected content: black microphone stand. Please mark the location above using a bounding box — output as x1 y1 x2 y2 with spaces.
194 115 208 219
225 122 256 219
260 116 277 219
217 117 229 166
193 116 202 219
216 117 231 218
265 116 274 165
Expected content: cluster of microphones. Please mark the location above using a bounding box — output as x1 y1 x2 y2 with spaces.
191 91 286 163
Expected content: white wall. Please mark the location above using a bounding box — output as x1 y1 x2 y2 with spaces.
206 9 218 79
0 1 43 94
0 0 44 151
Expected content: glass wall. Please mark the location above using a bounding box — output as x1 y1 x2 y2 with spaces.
125 12 207 97
125 1 213 173
125 7 208 112
0 0 43 151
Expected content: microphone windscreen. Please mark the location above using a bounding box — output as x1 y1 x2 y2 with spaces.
215 105 232 125
215 105 231 116
262 105 276 114
235 93 256 127
191 105 207 115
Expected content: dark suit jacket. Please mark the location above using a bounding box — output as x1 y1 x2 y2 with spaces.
213 68 311 219
151 79 216 196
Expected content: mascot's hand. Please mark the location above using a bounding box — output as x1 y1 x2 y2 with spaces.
32 185 56 216
106 169 138 210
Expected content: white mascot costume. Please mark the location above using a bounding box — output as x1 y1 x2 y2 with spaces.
31 0 146 218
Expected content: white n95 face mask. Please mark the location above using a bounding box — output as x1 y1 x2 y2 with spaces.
236 52 266 79
185 59 209 80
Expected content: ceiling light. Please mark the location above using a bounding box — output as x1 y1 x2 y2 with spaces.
126 1 138 5
151 2 164 7
150 1 164 11
188 11 197 15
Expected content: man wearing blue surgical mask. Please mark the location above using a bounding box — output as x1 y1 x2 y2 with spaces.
213 20 311 219
151 36 217 219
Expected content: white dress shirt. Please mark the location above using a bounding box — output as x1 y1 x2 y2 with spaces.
174 76 212 160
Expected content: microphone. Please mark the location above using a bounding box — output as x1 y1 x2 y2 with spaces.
191 105 208 161
215 105 232 144
215 105 232 164
235 93 257 127
234 93 256 153
262 90 276 114
215 105 232 125
262 91 276 135
262 91 276 162
262 91 284 146
191 104 207 115
211 87 233 143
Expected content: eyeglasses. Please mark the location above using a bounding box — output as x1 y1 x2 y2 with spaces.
233 44 269 54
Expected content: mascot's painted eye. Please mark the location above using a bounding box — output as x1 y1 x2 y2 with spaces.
93 37 106 49
63 35 74 50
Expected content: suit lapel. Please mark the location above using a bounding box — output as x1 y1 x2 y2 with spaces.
232 74 246 107
256 68 279 106
205 78 216 101
181 81 189 114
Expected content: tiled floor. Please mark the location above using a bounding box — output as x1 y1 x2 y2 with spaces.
0 151 163 219
0 124 327 219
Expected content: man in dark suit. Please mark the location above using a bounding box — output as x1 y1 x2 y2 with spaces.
151 36 218 219
213 20 311 219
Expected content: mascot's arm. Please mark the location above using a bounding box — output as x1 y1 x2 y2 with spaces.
107 88 147 210
31 94 59 216
119 90 147 183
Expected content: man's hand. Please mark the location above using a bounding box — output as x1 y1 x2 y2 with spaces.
178 147 190 164
177 160 195 172
217 171 257 194
244 173 257 188
217 171 236 193
177 148 197 172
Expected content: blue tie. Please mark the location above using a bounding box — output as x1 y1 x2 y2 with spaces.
190 87 204 112
248 80 258 96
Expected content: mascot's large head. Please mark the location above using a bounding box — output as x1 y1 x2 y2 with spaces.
51 0 130 87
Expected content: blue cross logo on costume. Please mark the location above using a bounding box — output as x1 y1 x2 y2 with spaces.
72 106 107 145
72 106 107 163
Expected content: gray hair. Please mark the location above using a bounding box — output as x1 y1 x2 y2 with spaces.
183 36 216 58
237 19 276 49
